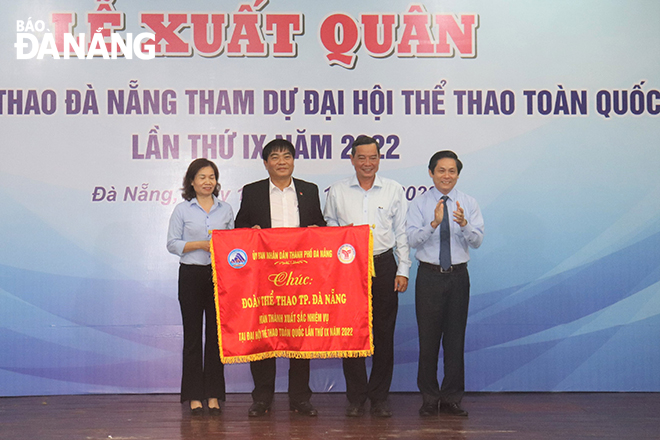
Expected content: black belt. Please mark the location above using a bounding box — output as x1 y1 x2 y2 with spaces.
373 248 394 261
179 263 212 270
420 261 466 274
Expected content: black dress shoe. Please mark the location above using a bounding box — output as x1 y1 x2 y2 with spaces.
419 402 439 417
248 401 271 417
439 402 468 417
371 401 392 418
345 403 365 417
208 406 222 416
190 407 204 416
289 400 318 416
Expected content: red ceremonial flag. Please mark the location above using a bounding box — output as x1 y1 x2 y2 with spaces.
210 225 374 364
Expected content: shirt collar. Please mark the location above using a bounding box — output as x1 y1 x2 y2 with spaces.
349 174 382 190
269 178 296 193
430 186 458 201
190 195 220 207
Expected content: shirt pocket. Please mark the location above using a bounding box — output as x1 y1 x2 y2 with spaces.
375 205 392 231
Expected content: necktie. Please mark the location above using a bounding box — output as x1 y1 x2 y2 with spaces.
440 195 451 270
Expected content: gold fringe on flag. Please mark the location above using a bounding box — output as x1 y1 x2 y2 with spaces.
367 230 375 354
210 238 227 362
220 349 375 364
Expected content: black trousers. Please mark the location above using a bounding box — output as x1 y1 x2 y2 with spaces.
415 262 470 405
178 264 225 403
343 251 398 405
250 358 311 405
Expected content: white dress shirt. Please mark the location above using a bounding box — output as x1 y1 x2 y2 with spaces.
324 174 411 278
269 178 300 228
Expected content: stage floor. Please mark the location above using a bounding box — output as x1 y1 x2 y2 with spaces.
1 392 658 439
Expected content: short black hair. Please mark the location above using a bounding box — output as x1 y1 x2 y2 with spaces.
262 138 295 160
351 135 381 156
428 150 463 175
181 158 220 201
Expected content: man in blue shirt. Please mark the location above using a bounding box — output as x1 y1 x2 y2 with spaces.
407 150 484 417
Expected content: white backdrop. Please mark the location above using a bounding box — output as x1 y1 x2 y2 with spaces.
1 0 659 396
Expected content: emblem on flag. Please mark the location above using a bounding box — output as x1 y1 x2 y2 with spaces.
227 249 248 269
337 244 356 264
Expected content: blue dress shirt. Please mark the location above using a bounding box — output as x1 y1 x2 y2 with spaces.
167 196 234 265
406 186 484 265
